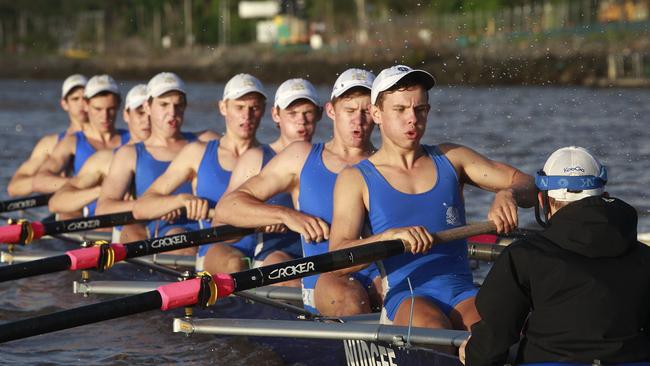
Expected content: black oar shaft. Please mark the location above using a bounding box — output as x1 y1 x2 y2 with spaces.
0 291 162 343
0 255 71 282
0 194 52 213
42 211 138 235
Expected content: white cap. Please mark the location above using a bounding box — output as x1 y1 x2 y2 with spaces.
223 73 267 100
330 68 375 99
541 146 607 202
146 72 185 99
125 84 148 111
61 74 88 98
274 78 320 109
371 65 436 105
84 75 119 99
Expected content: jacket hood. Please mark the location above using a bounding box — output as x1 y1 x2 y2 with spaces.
541 196 638 258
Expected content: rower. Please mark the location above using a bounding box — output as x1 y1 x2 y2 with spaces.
7 74 88 197
461 147 650 365
215 68 380 315
33 75 130 202
96 72 218 244
132 73 271 270
203 77 322 281
48 84 151 218
327 65 536 331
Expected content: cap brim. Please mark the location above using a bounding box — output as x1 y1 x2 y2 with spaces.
62 83 85 98
225 88 267 101
275 95 320 109
149 86 186 99
330 83 372 100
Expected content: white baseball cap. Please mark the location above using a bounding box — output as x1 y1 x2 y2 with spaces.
537 146 608 202
274 78 320 109
223 73 267 100
124 84 148 111
330 68 375 99
146 72 185 99
61 74 88 98
84 75 120 99
371 65 436 105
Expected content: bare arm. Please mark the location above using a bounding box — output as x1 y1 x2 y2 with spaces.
196 130 221 142
48 150 112 214
328 168 434 275
95 146 137 215
214 142 328 242
441 143 536 233
33 134 77 193
223 147 264 194
133 143 204 220
7 134 59 196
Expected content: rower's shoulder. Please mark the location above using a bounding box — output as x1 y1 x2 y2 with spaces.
336 166 365 186
195 129 221 142
280 141 314 158
112 143 136 160
237 145 265 166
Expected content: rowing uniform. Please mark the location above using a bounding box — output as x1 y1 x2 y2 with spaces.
134 132 199 238
73 129 130 217
195 142 301 269
298 143 380 313
355 145 476 321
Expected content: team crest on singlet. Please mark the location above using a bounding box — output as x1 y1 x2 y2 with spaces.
444 203 460 226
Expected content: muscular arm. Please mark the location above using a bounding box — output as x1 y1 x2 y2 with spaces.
95 146 137 215
8 134 59 196
33 134 77 193
132 143 203 220
48 150 112 214
441 143 536 232
223 147 264 194
214 142 328 241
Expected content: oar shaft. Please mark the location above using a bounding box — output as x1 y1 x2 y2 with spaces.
42 211 139 235
0 255 71 282
0 194 52 213
0 291 162 343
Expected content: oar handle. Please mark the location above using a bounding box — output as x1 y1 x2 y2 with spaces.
400 221 498 252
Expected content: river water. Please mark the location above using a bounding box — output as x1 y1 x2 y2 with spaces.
0 79 648 364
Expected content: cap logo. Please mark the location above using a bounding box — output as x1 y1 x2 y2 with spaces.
352 71 367 80
291 83 305 91
397 66 410 72
163 75 177 84
563 166 585 173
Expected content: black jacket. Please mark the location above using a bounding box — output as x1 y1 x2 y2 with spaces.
466 196 650 365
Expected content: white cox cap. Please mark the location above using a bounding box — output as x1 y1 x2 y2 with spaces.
223 73 267 101
146 72 185 99
542 146 607 202
331 68 375 99
84 74 119 99
125 84 148 111
274 78 320 109
61 74 88 98
371 65 436 105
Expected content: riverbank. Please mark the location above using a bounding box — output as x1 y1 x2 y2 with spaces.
0 42 647 87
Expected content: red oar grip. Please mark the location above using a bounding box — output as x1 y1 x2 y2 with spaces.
213 273 235 298
157 278 202 310
66 244 127 270
0 221 45 244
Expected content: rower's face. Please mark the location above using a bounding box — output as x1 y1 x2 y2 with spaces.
328 94 374 148
124 105 151 143
61 88 88 123
219 93 265 140
84 94 119 133
145 92 186 137
272 100 321 143
372 86 430 148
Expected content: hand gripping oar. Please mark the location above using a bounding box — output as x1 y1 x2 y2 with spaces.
0 225 255 283
0 221 496 343
0 193 52 214
0 211 142 245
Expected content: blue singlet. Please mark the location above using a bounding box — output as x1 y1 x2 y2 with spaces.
73 129 129 217
298 143 380 313
355 145 477 321
134 132 199 237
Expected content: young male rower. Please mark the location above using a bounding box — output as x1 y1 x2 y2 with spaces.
215 68 381 315
327 65 536 331
7 74 88 197
461 147 650 365
96 72 218 243
48 84 151 217
33 75 130 200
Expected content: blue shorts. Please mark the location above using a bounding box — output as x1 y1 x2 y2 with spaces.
198 232 303 263
383 273 477 321
197 234 256 258
146 219 200 238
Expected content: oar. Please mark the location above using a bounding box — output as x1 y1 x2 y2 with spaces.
0 193 52 213
0 225 254 283
0 221 495 343
0 210 143 245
